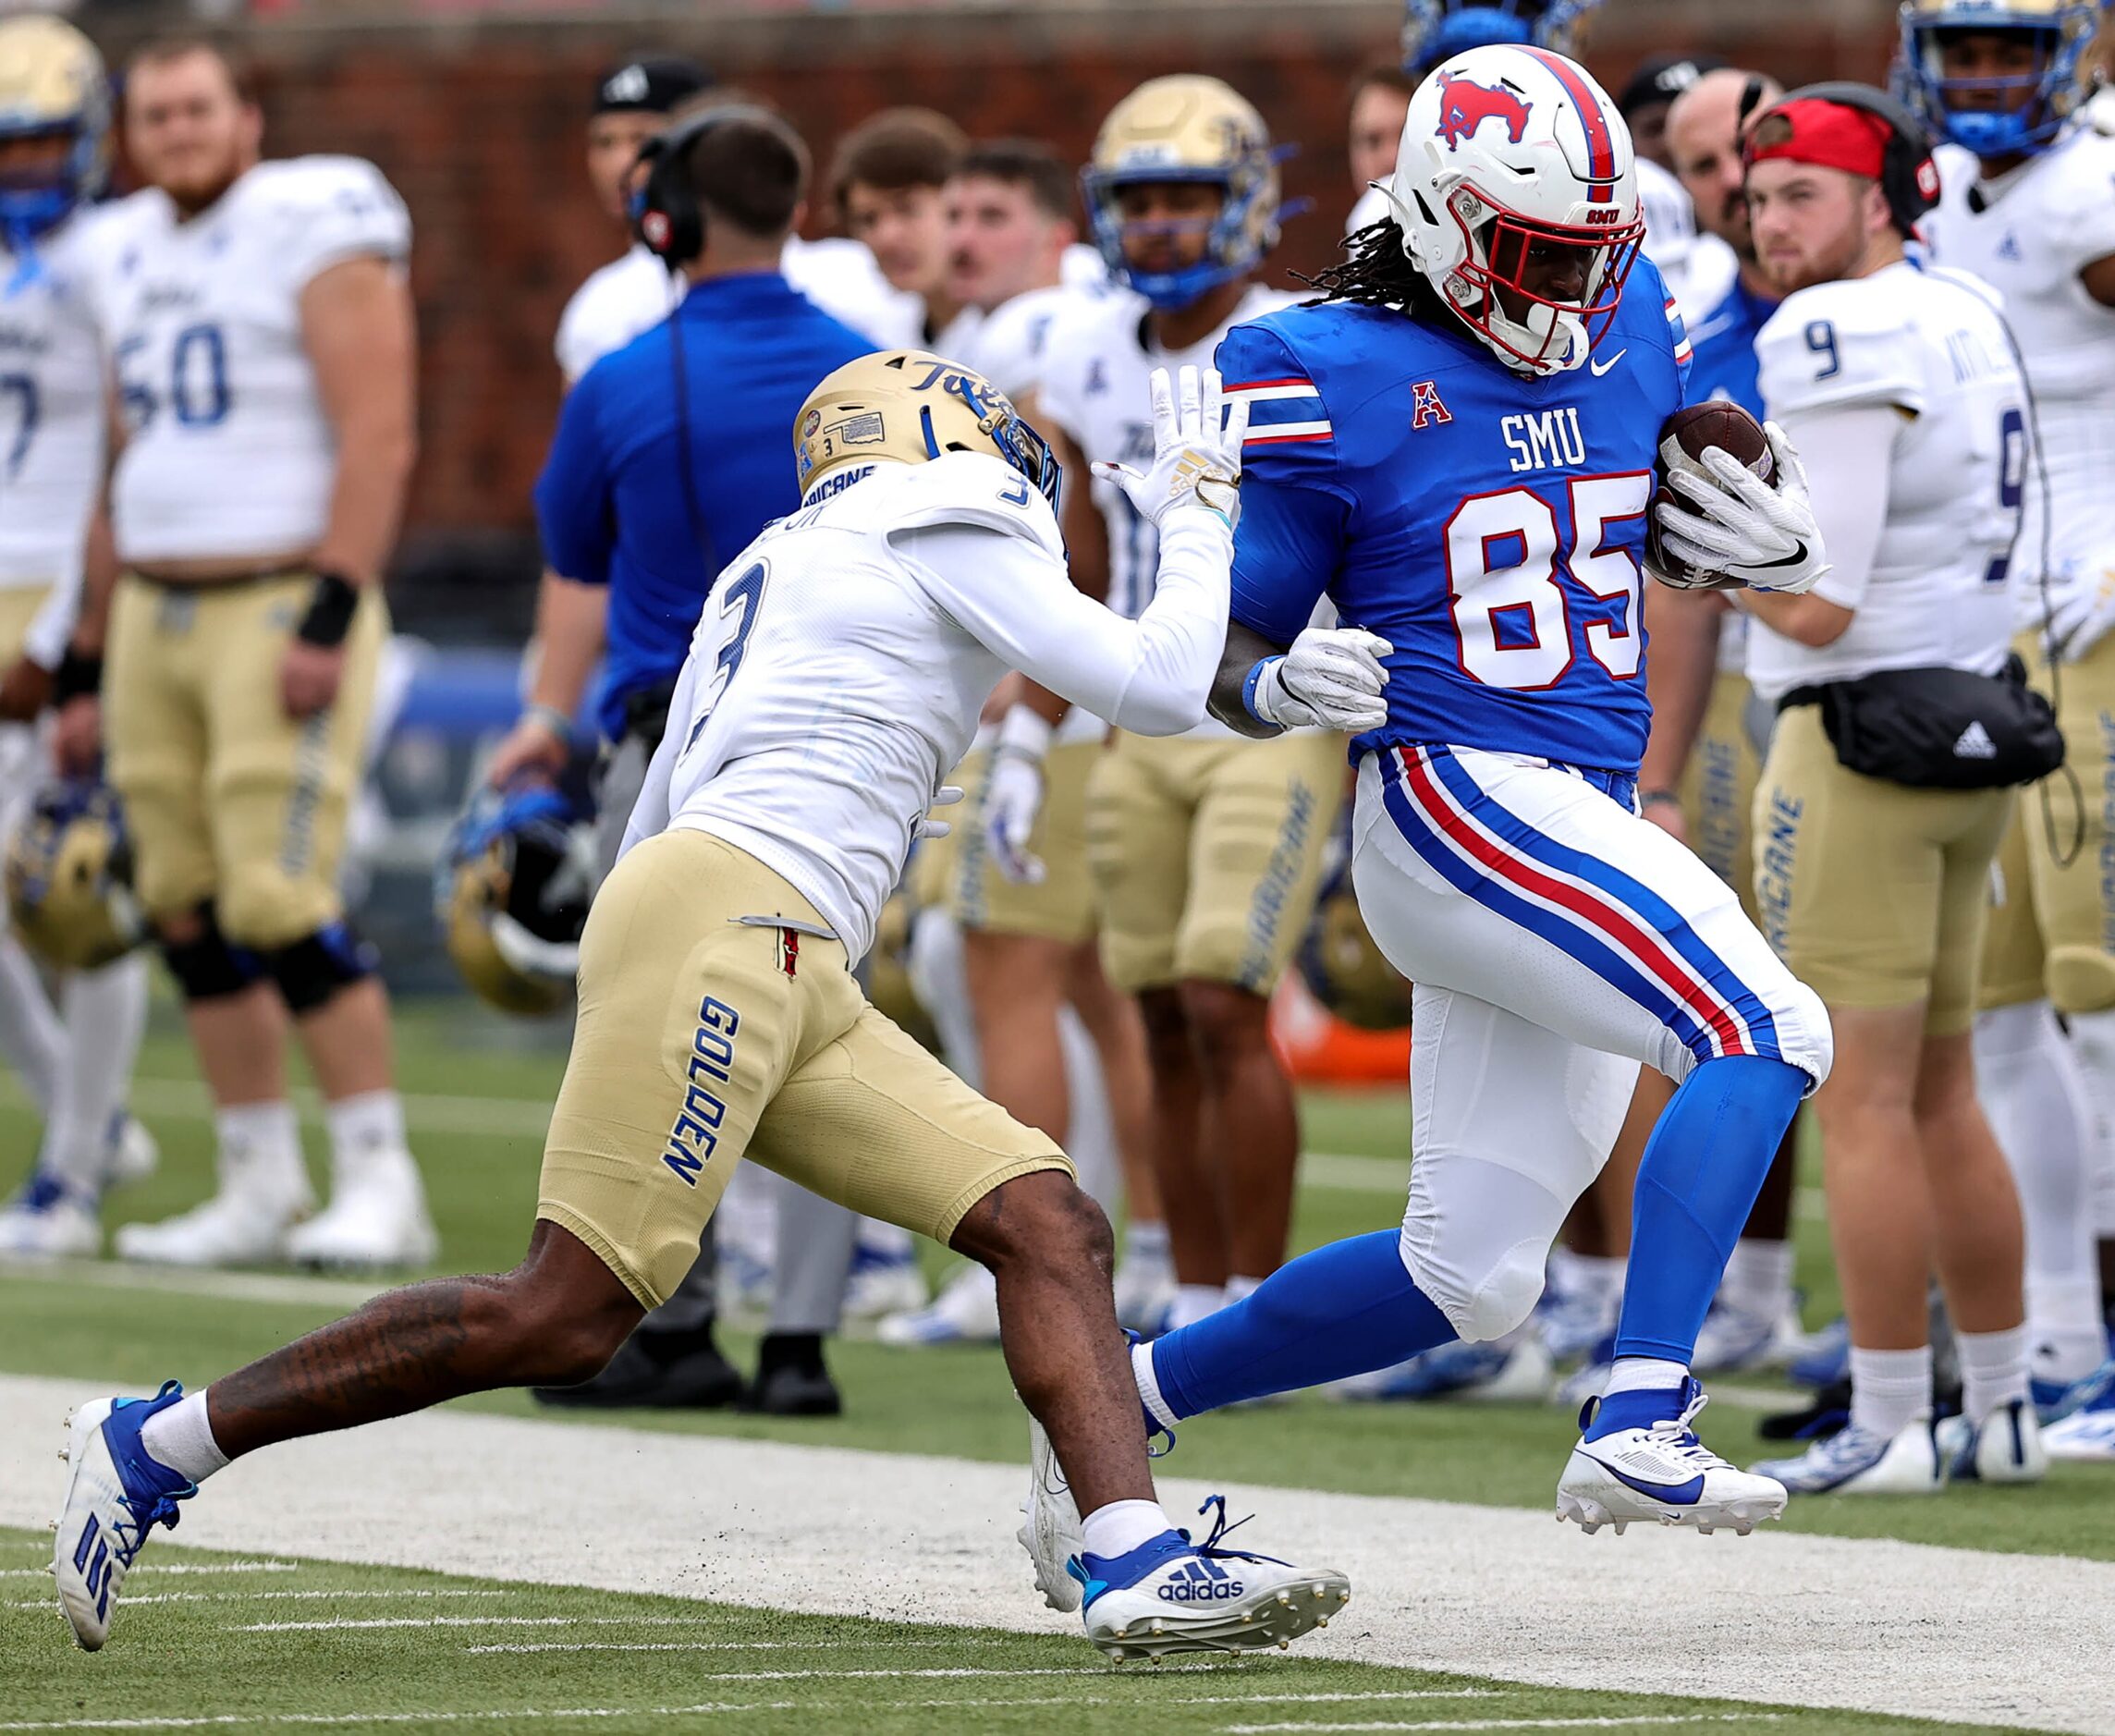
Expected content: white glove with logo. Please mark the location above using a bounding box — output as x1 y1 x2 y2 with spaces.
1654 422 1831 595
1245 626 1394 732
984 707 1051 886
2046 557 2115 664
1093 364 1248 532
914 784 964 842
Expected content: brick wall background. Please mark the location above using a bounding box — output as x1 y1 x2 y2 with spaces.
97 1 1905 636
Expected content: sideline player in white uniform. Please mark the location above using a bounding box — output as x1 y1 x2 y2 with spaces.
1732 86 2042 1494
0 15 155 1258
63 39 434 1270
1909 0 2115 1458
53 353 1353 1665
1038 76 1339 1332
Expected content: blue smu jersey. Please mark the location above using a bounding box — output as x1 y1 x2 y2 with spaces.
1225 258 1691 776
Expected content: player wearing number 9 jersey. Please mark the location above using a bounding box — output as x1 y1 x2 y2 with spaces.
65 38 435 1274
1115 43 1835 1539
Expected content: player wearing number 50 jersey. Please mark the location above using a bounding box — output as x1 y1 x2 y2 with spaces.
1101 43 1836 1541
64 38 434 1274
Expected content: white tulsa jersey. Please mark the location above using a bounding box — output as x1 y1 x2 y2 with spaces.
555 238 913 384
959 284 1081 401
1926 131 2115 576
624 451 1232 962
80 157 411 567
1747 261 2024 703
0 212 108 659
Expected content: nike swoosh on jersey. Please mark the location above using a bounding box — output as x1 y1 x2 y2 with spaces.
1588 348 1628 377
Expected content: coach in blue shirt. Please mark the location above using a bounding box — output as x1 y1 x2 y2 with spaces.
495 104 874 1419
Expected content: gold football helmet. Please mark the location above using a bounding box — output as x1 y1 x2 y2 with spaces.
1298 876 1412 1033
1899 0 2101 156
437 786 594 1017
5 781 146 972
0 15 110 238
1082 74 1282 310
792 348 1061 506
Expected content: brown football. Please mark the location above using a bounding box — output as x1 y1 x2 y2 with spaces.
1647 400 1774 593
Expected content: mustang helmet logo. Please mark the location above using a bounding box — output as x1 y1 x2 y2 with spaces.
1435 72 1534 152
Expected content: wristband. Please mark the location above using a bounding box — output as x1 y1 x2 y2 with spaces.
993 704 1053 764
1241 656 1285 726
524 703 576 749
52 648 103 705
1641 789 1682 811
295 571 361 649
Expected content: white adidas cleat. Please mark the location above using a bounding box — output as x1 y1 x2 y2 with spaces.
53 1382 198 1650
1752 1419 1945 1495
0 1173 101 1259
283 1146 437 1271
1938 1398 2048 1485
1072 1498 1349 1661
877 1263 1001 1347
1019 1413 1083 1612
1558 1376 1787 1535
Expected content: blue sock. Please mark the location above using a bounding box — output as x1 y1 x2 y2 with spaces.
1151 1229 1457 1418
1615 1055 1806 1364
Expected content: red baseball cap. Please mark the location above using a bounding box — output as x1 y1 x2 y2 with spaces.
1743 94 1893 180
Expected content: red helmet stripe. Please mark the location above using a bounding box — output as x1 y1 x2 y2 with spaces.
1519 47 1617 202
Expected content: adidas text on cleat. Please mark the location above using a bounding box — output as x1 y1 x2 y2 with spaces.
1019 1414 1083 1613
1070 1498 1349 1662
1558 1376 1787 1535
53 1381 198 1650
1752 1419 1945 1494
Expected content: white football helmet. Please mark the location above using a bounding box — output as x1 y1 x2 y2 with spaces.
1383 43 1644 375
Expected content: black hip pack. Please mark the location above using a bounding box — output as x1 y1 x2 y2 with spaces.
1778 655 2065 791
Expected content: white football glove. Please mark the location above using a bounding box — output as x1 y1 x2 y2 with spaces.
984 708 1051 885
1653 421 1831 595
914 784 964 842
1092 364 1248 532
1245 626 1394 733
2045 558 2115 665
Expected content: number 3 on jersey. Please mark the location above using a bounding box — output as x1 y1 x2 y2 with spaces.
683 560 768 752
1445 474 1651 690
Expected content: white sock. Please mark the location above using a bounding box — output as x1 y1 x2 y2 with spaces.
55 954 149 1192
216 1100 307 1195
2068 1009 2115 1239
1975 1000 2100 1376
1718 1239 1795 1321
1602 1355 1687 1397
1223 1274 1265 1305
138 1391 228 1485
1168 1283 1224 1332
1081 1498 1173 1561
1848 1344 1932 1440
324 1089 408 1165
1121 1220 1171 1273
0 930 64 1119
1132 1338 1180 1430
1958 1323 2031 1423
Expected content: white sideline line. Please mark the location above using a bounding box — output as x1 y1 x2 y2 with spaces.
0 1075 556 1141
0 1559 300 1579
12 1588 511 1608
239 1620 1004 1640
0 1258 389 1311
1228 1721 1782 1734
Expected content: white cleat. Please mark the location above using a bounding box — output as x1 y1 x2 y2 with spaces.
1113 1258 1178 1339
1019 1413 1083 1612
1938 1398 2048 1485
1559 1376 1787 1535
52 1383 198 1650
116 1179 312 1267
1074 1498 1349 1661
283 1147 437 1271
0 1174 101 1260
877 1263 1001 1347
842 1224 929 1320
1752 1419 1945 1495
101 1115 161 1191
1692 1298 1808 1375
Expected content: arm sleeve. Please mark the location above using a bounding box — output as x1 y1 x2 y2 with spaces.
532 372 617 587
897 508 1232 737
1779 403 1901 612
1218 323 1353 645
278 162 412 294
1756 288 1925 420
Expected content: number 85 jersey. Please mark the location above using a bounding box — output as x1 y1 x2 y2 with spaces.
1222 256 1690 776
79 156 410 566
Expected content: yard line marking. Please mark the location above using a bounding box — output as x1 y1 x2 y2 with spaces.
0 1559 300 1579
0 1259 388 1310
13 1589 512 1609
1227 1719 1784 1734
238 1619 1004 1640
0 1707 801 1732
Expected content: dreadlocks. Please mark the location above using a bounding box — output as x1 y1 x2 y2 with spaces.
1300 218 1451 325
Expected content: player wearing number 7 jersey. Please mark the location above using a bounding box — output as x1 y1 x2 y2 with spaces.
1102 43 1838 1540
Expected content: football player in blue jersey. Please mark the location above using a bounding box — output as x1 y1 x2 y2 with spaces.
1024 43 1842 1550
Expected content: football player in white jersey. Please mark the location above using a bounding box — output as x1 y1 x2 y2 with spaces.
53 352 1358 1664
880 139 1175 1346
1908 0 2115 1460
1733 86 2043 1494
61 38 434 1271
0 15 156 1259
1037 76 1340 1331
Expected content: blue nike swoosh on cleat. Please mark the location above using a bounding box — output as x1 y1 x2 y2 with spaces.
1586 1454 1705 1505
